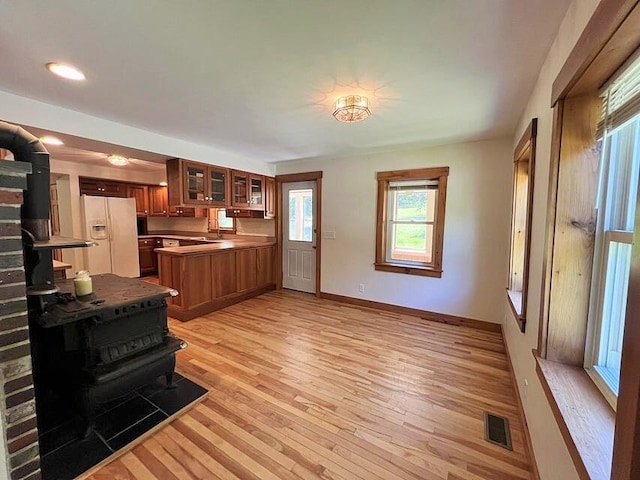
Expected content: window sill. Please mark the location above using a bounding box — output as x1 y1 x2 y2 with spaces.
534 352 614 480
374 263 442 278
506 289 526 332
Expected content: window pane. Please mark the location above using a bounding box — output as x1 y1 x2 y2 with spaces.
395 190 427 221
604 119 640 231
393 189 437 222
217 209 233 229
288 189 313 242
596 240 632 394
389 224 433 264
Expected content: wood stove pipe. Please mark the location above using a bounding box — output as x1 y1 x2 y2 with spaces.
0 121 54 292
0 121 51 240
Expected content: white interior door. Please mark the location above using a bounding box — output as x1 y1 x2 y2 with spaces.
282 181 317 293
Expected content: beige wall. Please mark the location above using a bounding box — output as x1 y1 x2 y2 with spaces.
276 138 512 323
504 1 601 479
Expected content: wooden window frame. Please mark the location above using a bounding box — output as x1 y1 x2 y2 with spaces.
208 207 236 234
375 167 449 278
507 119 537 332
537 1 640 478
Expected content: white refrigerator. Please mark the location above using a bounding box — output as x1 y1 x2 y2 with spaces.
81 195 140 278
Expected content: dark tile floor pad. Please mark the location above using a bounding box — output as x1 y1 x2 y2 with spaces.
39 373 208 480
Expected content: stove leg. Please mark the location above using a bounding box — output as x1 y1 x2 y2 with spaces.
165 371 176 390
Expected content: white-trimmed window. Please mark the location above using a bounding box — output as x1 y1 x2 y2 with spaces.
586 55 640 408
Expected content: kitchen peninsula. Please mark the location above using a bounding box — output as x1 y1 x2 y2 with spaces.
155 236 276 321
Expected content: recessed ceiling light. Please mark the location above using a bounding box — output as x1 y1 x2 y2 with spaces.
159 181 168 187
46 62 86 81
107 154 129 166
40 135 64 146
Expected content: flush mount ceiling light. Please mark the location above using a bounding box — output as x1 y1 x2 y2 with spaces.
333 95 371 123
40 135 64 146
46 62 86 81
107 154 129 166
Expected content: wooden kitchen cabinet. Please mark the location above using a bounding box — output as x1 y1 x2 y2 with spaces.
212 251 237 298
236 248 257 292
127 184 149 216
264 176 275 219
79 177 126 197
167 158 230 207
231 170 264 210
231 170 250 208
256 245 275 287
138 238 161 275
157 243 276 321
148 186 169 216
207 166 229 207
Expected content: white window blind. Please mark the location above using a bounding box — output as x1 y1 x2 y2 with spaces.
598 50 640 137
388 179 439 190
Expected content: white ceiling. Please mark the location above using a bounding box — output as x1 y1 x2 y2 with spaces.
0 1 572 163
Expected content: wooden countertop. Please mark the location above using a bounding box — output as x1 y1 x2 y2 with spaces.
155 238 276 256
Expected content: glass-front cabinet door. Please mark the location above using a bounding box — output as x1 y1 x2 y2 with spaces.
232 170 250 207
250 175 264 210
184 162 206 204
208 167 228 206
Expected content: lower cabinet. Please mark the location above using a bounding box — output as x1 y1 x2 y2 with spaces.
138 238 161 275
236 248 257 292
158 244 276 321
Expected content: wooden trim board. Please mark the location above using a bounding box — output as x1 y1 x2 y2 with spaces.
319 291 501 333
275 171 323 297
551 0 640 105
535 353 614 480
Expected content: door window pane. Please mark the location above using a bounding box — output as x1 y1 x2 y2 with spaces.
288 189 313 242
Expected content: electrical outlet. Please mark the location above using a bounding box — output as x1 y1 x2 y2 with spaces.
358 284 365 293
323 231 336 239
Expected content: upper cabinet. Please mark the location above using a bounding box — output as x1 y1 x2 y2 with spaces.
165 159 273 216
264 176 275 219
148 185 169 216
167 159 229 207
231 170 264 210
79 178 126 197
126 184 149 216
208 166 228 206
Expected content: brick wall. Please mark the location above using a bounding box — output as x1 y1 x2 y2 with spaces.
0 160 41 480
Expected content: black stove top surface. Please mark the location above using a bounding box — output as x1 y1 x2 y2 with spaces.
34 274 175 328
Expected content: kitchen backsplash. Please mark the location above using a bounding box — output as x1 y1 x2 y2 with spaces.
147 217 208 233
147 216 275 236
236 218 275 237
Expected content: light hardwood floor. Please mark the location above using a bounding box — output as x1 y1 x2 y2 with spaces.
85 290 531 480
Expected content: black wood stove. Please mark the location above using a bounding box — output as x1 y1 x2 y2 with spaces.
0 120 186 436
30 274 185 434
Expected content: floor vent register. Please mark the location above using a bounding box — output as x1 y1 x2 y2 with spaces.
483 412 513 450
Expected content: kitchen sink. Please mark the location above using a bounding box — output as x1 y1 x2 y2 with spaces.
187 237 223 242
